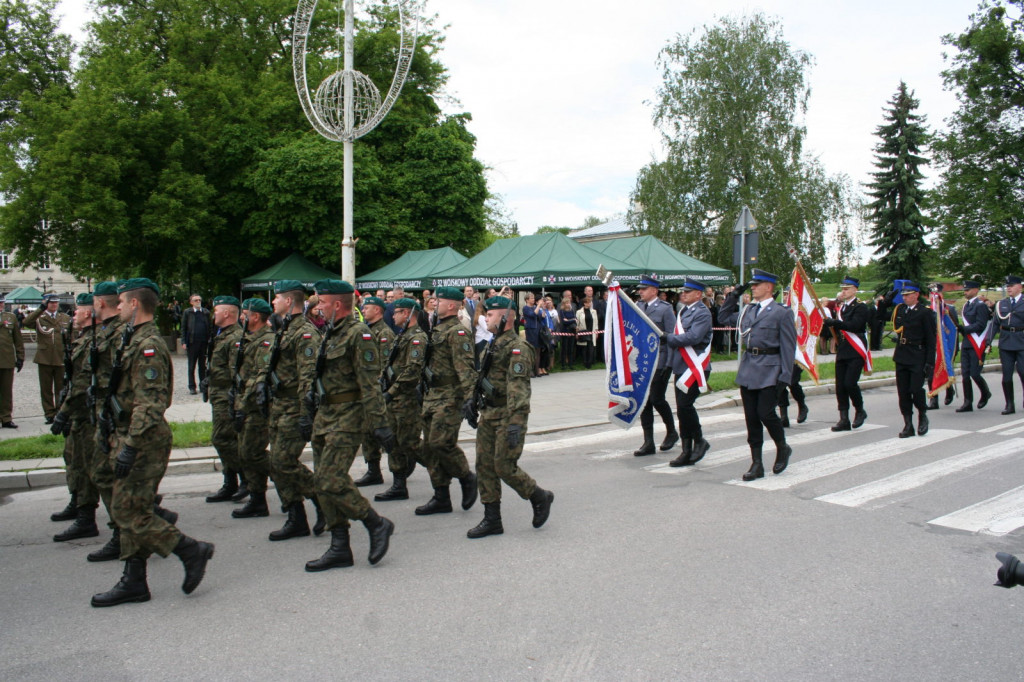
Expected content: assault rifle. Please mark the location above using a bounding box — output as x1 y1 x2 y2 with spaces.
260 312 293 417
56 325 73 408
418 310 438 399
87 312 98 425
306 318 335 425
98 311 136 454
380 307 414 395
200 319 217 402
227 317 250 424
463 309 509 429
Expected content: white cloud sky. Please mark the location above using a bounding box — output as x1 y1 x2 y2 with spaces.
57 0 979 238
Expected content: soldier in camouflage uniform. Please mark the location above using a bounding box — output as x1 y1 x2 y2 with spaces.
50 293 101 543
202 296 245 502
304 279 396 571
0 304 24 429
91 279 214 607
464 296 553 538
375 297 428 502
231 298 275 519
255 280 323 541
354 295 391 487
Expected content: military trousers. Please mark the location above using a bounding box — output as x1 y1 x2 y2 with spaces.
38 363 62 419
268 401 315 507
421 399 471 489
88 431 116 527
475 413 535 504
386 396 424 474
210 396 243 473
360 431 382 466
109 432 181 560
238 412 270 494
311 429 370 530
0 367 13 422
67 420 99 507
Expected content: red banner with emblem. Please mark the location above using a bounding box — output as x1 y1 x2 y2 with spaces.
785 262 827 384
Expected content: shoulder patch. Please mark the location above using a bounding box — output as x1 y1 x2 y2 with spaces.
512 348 522 355
143 368 158 380
303 347 314 357
412 339 421 345
380 337 388 343
362 333 373 340
143 348 155 357
512 361 526 375
456 329 466 336
363 349 376 363
263 340 271 347
302 333 313 339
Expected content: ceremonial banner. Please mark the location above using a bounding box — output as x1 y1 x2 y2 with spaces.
786 262 826 384
605 281 661 429
928 290 957 397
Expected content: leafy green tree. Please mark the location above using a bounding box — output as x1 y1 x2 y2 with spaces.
629 13 852 276
932 0 1024 283
535 225 571 235
866 82 931 291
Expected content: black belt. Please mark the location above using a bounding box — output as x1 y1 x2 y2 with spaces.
1001 325 1024 333
747 347 779 356
898 338 925 349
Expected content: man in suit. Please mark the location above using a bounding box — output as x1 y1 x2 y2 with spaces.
22 293 72 423
180 294 212 395
632 274 679 456
955 278 992 412
822 276 871 430
876 281 937 437
994 275 1024 414
664 278 713 467
719 269 796 481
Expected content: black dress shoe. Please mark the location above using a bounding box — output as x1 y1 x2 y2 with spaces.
632 440 656 457
796 404 809 424
1 421 17 428
659 431 679 451
688 438 710 464
742 463 765 481
917 414 929 436
852 409 867 429
772 444 792 475
955 404 973 413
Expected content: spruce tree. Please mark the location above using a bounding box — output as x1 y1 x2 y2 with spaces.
867 82 931 292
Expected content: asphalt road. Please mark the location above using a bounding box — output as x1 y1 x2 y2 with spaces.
2 386 1023 680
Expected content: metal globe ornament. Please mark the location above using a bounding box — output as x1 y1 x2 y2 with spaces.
313 70 382 136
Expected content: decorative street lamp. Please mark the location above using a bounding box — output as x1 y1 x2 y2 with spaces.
292 0 419 283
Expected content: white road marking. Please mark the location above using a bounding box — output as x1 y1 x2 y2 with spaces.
928 486 1024 535
979 418 1024 433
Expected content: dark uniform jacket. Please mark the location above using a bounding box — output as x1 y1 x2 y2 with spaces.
960 296 992 351
994 295 1024 352
719 298 797 389
23 307 71 366
878 300 937 367
831 298 870 361
665 302 713 376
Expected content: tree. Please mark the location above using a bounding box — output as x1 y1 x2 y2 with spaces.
865 82 931 291
0 0 488 290
535 225 571 235
932 0 1024 283
629 13 852 276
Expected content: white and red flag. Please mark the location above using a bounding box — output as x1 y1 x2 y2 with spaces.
785 262 826 384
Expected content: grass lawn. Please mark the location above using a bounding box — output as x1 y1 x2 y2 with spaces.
0 421 214 462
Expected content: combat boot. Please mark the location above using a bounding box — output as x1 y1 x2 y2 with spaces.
1002 382 1015 415
91 558 150 607
688 437 710 464
172 535 215 594
927 395 939 411
53 504 100 542
898 414 915 438
354 461 384 487
632 428 656 457
374 475 409 501
459 472 478 510
852 408 868 428
659 427 679 451
362 508 394 565
232 490 269 518
944 386 955 406
415 486 453 515
305 526 354 572
51 493 77 522
467 502 503 539
529 487 554 528
87 527 121 562
918 411 929 436
205 470 238 503
153 502 178 526
796 401 809 424
772 443 792 475
311 497 326 536
831 410 851 432
669 439 694 467
231 474 249 502
269 501 310 541
780 405 790 428
977 378 991 409
742 447 764 481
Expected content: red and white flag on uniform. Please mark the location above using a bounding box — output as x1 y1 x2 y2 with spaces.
785 262 826 384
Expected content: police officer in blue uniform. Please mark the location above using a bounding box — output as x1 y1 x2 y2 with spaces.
994 275 1024 414
955 279 992 412
663 278 713 467
719 269 796 481
877 281 936 437
632 274 679 456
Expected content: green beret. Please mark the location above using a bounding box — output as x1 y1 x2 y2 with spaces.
93 282 119 296
242 298 272 314
483 296 514 311
314 279 354 295
118 278 160 296
274 279 306 294
212 295 240 308
394 297 421 311
435 286 463 301
362 296 386 309
76 293 94 306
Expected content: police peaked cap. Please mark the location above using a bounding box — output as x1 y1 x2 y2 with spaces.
899 281 921 293
749 269 778 285
962 279 982 290
1006 275 1023 286
42 293 60 302
637 274 660 288
680 278 707 292
841 276 860 288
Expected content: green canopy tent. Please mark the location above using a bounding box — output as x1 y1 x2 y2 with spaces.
240 253 339 293
427 232 643 290
356 247 467 292
585 235 733 286
3 285 44 304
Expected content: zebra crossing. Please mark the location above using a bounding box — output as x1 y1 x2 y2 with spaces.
561 410 1024 536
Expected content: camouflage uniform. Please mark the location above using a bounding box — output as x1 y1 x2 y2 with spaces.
88 314 124 521
383 325 427 474
359 317 392 469
105 321 181 560
56 330 99 507
237 325 274 494
207 323 244 474
0 310 24 424
476 331 537 503
421 315 477 488
310 316 390 529
260 315 318 508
